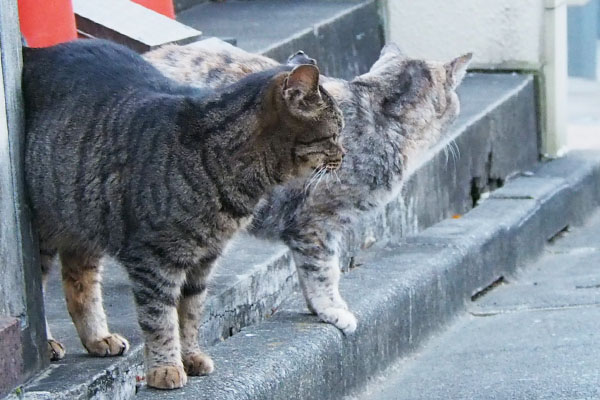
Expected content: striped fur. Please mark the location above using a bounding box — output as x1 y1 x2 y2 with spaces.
146 41 472 335
23 39 344 389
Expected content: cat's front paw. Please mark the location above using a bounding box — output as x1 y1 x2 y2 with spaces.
183 352 214 376
48 339 66 361
84 333 129 357
147 365 187 390
318 307 357 335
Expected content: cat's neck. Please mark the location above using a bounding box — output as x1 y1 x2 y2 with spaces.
203 136 284 218
180 81 288 217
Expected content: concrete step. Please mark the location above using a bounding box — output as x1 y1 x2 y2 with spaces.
16 72 540 400
176 0 383 79
135 150 600 400
357 209 600 400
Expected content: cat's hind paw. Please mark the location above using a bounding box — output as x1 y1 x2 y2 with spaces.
48 339 66 361
147 364 187 390
84 333 129 357
318 307 357 335
183 352 214 376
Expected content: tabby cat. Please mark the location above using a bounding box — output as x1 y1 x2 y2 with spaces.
146 40 471 335
23 39 344 389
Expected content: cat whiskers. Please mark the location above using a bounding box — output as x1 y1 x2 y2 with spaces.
450 139 460 161
314 167 328 190
323 168 343 189
333 170 342 185
303 164 342 194
444 139 460 167
304 166 326 194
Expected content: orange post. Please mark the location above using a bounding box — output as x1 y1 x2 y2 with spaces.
18 0 77 48
131 0 175 19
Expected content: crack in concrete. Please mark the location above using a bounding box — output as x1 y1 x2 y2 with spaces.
575 283 600 289
470 276 506 301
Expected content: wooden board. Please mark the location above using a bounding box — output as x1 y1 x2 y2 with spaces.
73 0 202 52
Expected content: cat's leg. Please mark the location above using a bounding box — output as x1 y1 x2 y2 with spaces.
178 265 214 376
60 250 129 357
291 232 357 335
40 248 66 361
126 259 188 389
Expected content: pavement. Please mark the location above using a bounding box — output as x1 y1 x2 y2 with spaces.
353 209 600 400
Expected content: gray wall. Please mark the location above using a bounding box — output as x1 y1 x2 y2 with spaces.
0 0 48 395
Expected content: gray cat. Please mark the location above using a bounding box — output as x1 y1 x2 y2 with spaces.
23 39 344 389
145 41 472 335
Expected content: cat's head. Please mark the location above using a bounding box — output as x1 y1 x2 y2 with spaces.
265 64 345 180
352 44 472 164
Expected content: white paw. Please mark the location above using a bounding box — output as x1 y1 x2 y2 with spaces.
318 307 357 335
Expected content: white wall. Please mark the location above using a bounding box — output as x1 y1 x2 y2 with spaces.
384 0 545 68
382 0 568 156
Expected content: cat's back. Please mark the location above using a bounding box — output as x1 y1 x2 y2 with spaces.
22 40 188 226
23 39 188 110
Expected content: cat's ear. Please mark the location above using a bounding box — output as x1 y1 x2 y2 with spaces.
363 43 405 76
379 43 404 58
284 64 320 94
283 64 322 116
445 53 473 89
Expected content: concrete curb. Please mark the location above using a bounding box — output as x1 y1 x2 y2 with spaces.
137 150 600 400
